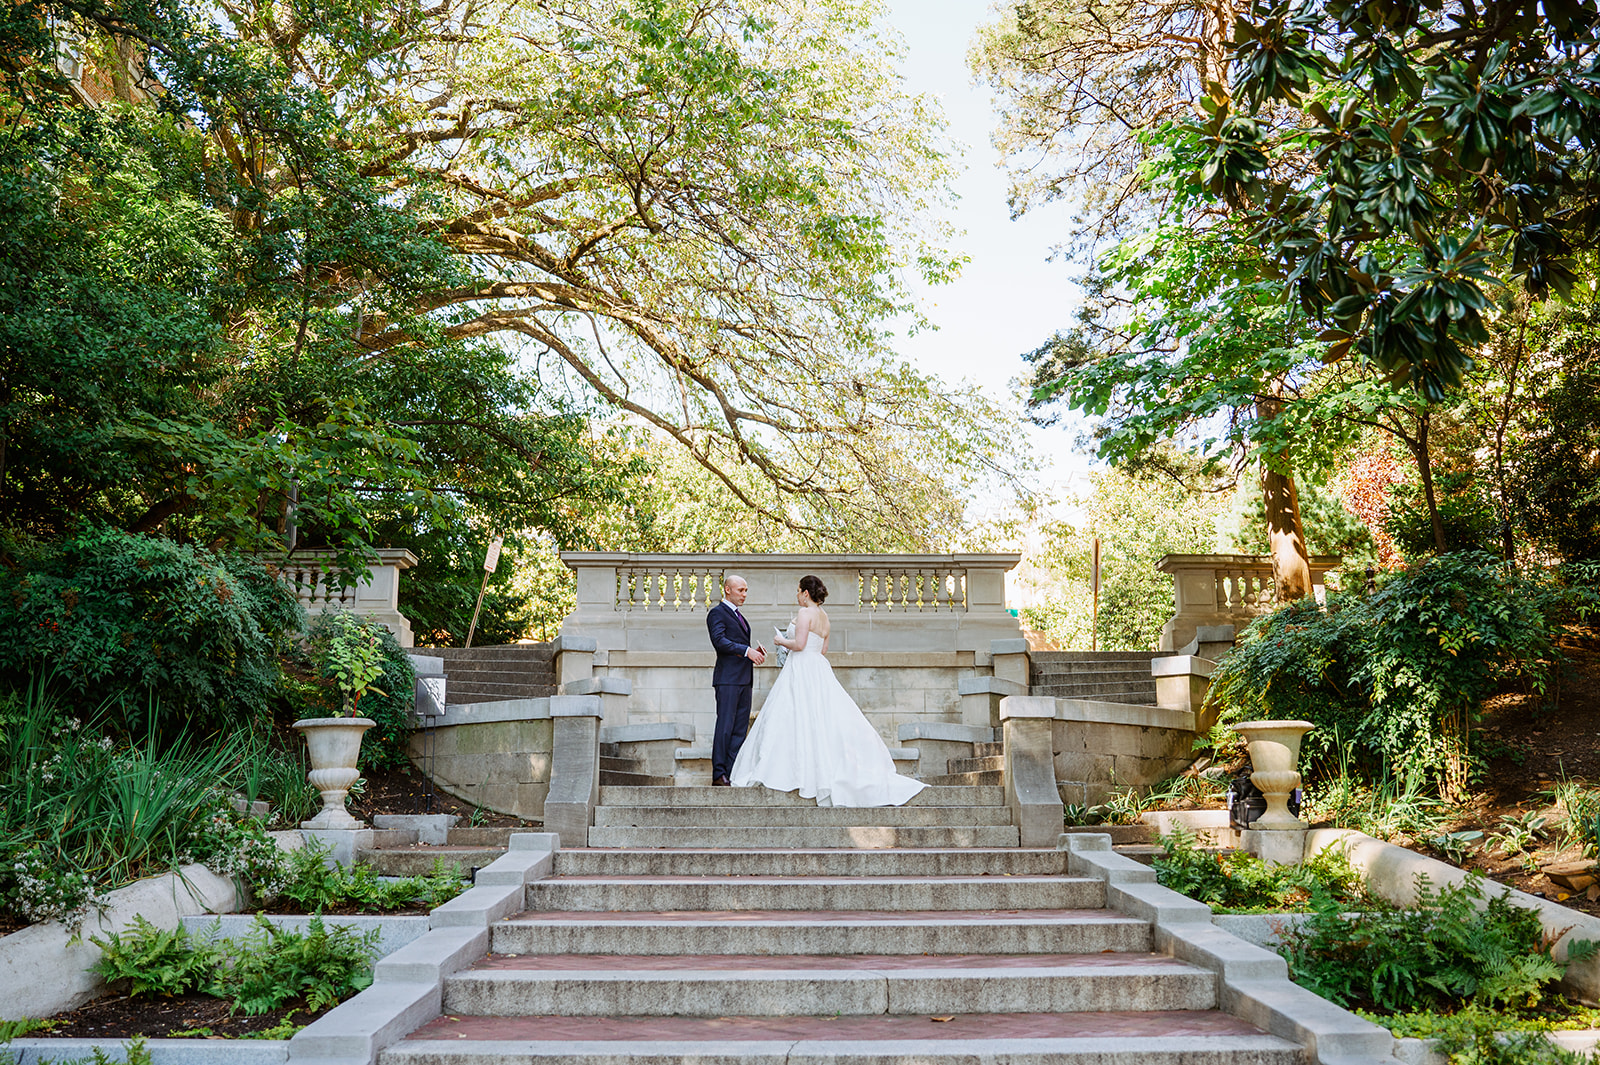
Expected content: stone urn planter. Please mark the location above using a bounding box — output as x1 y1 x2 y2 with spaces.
1232 719 1313 830
292 717 375 830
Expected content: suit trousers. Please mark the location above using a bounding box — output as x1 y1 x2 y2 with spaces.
712 682 752 779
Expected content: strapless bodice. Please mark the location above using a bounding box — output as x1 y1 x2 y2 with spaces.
799 632 825 654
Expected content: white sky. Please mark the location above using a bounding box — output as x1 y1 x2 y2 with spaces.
883 0 1095 506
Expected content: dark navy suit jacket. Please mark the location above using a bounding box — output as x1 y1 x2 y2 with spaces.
707 601 754 686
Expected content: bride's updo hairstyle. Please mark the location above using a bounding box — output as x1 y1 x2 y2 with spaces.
799 574 828 604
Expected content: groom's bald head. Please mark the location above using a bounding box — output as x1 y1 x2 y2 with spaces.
723 575 749 606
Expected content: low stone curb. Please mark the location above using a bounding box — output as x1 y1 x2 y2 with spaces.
0 863 240 1021
285 832 558 1065
1 1039 288 1064
1061 833 1403 1064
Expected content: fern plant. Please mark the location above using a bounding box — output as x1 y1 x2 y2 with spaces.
90 916 222 998
216 914 378 1015
1280 875 1583 1015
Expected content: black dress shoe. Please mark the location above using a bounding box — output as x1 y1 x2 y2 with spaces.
712 776 731 787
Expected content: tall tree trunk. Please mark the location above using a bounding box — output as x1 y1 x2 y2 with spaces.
1262 464 1314 601
1257 394 1314 601
1414 411 1449 554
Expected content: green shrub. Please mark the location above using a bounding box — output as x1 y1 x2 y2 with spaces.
1152 826 1366 912
0 529 303 730
259 841 466 912
299 612 415 772
90 916 222 998
1279 875 1589 1015
1428 1009 1600 1064
1205 554 1600 794
217 915 378 1015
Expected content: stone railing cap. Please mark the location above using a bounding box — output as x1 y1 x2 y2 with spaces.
560 551 1022 568
989 638 1030 655
1150 655 1216 679
550 694 603 718
999 695 1058 721
1155 552 1342 573
550 635 598 655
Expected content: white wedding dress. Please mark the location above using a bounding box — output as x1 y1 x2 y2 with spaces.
729 632 926 807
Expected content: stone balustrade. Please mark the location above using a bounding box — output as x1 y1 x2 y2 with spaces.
559 553 1024 759
1155 553 1341 652
275 548 419 647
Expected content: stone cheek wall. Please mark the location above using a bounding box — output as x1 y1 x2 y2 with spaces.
408 714 552 820
606 650 972 753
1051 703 1202 807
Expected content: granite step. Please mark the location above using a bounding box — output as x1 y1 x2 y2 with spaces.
973 740 1004 758
945 754 1004 775
359 845 504 877
433 668 558 686
599 756 646 773
596 785 1005 807
1031 660 1165 677
552 847 1070 878
597 770 676 787
1030 669 1156 686
448 827 523 846
492 908 1152 956
591 805 1014 828
1030 684 1158 700
522 875 1102 913
922 770 1005 786
442 952 1214 1017
584 824 1021 849
411 645 556 663
441 680 560 699
387 1011 1301 1064
1031 651 1164 664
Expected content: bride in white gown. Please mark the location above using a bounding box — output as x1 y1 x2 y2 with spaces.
729 575 926 807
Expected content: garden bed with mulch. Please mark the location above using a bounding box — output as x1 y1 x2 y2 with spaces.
36 992 335 1039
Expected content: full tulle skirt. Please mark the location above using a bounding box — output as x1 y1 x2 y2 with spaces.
729 636 926 808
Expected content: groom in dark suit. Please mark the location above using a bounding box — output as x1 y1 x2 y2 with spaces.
707 574 765 786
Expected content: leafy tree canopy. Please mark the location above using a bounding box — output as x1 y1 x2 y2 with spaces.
1194 0 1600 401
7 0 1025 555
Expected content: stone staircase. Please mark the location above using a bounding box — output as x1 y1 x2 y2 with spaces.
408 644 556 705
360 825 521 877
923 739 1003 785
586 784 1020 848
1030 649 1163 704
599 743 674 787
382 843 1301 1064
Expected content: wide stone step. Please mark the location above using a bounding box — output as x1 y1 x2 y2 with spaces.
1031 668 1156 684
973 741 1004 757
444 680 559 698
592 805 1014 828
1030 684 1158 700
448 827 522 846
599 756 646 773
523 875 1102 913
440 952 1215 1017
359 845 504 877
922 770 1004 786
598 770 676 787
388 1011 1300 1064
1031 659 1164 676
412 646 556 663
945 755 1003 775
585 824 1021 848
434 667 558 686
596 785 1005 807
553 848 1070 878
1031 650 1163 664
493 908 1152 956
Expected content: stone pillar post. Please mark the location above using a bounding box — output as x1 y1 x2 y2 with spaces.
553 635 598 691
1000 695 1065 848
1152 655 1216 732
990 638 1030 688
543 694 603 847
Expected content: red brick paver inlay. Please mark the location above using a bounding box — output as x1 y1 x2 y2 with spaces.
470 951 1185 972
407 1010 1265 1042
